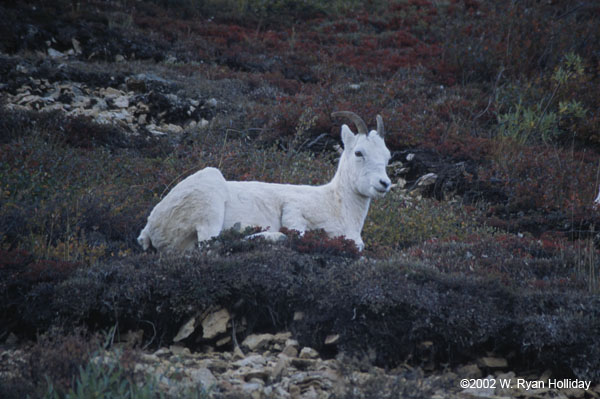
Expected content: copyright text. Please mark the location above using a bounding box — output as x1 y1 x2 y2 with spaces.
460 378 591 391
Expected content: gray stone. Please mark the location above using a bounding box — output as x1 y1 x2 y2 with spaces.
113 95 129 108
299 347 319 359
324 334 339 345
242 333 274 351
282 344 298 358
202 308 230 339
48 48 65 58
478 357 508 369
233 354 266 368
189 367 217 389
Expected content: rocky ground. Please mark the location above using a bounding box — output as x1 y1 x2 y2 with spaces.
1 1 600 398
3 309 600 399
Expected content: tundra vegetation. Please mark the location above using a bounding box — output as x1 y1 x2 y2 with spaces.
1 0 600 398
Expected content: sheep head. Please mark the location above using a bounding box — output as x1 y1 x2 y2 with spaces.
332 111 391 199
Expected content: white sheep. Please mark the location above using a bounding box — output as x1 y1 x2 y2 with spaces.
138 111 392 252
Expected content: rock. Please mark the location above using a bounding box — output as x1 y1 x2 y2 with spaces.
122 329 143 347
169 345 191 356
299 347 319 359
416 172 437 186
495 372 516 396
140 353 159 362
202 308 230 339
113 95 129 108
291 358 317 370
241 381 263 398
293 311 304 321
164 123 183 134
324 334 339 345
242 333 275 351
289 384 301 397
101 87 123 97
189 367 217 389
233 354 266 368
233 345 245 359
461 374 497 398
16 64 31 74
153 348 171 358
563 388 585 398
300 385 318 399
72 38 82 54
92 98 108 111
457 364 482 378
205 98 218 107
273 332 292 342
478 357 508 369
282 344 299 358
48 48 65 58
243 369 270 382
271 356 291 381
126 76 147 92
538 369 552 383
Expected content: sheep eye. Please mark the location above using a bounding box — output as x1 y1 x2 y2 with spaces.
354 151 363 158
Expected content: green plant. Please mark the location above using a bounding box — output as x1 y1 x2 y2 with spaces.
364 190 495 255
551 52 585 85
497 100 559 143
44 352 163 399
43 329 211 399
495 52 588 143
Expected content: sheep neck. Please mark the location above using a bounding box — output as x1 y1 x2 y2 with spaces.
328 158 371 233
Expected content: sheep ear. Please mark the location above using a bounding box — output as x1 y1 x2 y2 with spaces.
341 124 356 148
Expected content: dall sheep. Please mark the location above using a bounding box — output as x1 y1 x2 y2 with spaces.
137 111 392 252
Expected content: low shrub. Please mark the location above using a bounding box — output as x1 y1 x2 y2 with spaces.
3 238 600 380
281 228 361 259
31 329 98 396
364 190 494 254
483 138 598 214
407 233 599 292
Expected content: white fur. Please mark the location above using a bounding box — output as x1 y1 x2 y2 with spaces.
138 115 391 252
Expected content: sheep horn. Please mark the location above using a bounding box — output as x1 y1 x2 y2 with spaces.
376 114 385 137
331 111 368 135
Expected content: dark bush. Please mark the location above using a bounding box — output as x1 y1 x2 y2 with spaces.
29 328 98 395
2 239 600 380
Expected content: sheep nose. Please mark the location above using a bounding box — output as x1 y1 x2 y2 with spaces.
379 179 390 190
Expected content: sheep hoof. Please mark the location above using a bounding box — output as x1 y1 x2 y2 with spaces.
246 231 287 243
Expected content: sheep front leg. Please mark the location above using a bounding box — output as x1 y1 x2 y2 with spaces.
281 205 308 235
195 200 226 247
246 205 306 243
